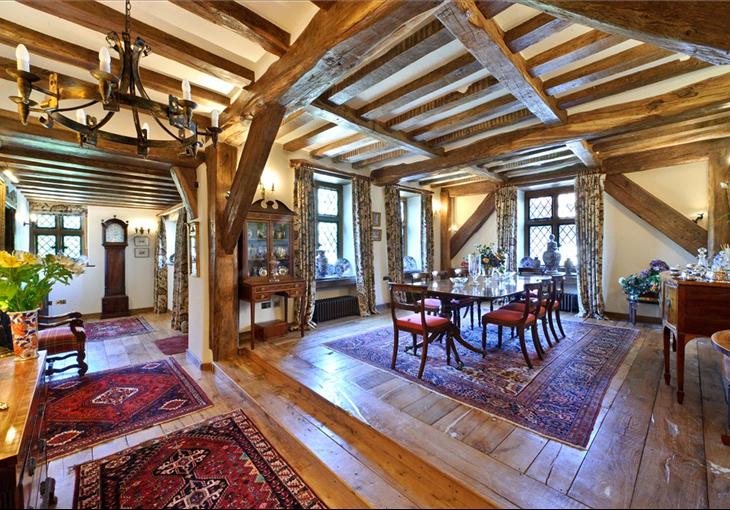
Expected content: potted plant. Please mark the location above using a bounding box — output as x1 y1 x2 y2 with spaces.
475 244 506 278
619 259 669 301
0 252 85 360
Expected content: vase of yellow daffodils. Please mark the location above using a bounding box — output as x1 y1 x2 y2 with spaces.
0 251 85 360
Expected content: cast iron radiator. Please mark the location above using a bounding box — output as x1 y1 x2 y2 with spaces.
561 292 579 313
313 296 360 323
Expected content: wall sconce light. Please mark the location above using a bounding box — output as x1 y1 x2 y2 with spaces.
259 180 275 201
692 212 705 224
135 226 151 235
23 212 37 227
722 181 729 202
449 223 459 233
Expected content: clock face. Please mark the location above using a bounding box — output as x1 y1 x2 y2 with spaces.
105 223 125 243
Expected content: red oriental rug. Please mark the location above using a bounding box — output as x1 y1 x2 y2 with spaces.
326 320 639 448
154 335 188 355
74 409 327 509
85 316 154 342
45 358 212 460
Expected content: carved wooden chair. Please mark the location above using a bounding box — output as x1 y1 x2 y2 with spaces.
502 278 554 349
38 312 88 377
410 272 441 315
481 282 545 369
446 268 477 329
390 283 457 379
549 275 567 340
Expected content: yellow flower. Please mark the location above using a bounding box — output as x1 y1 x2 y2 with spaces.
15 252 39 266
0 251 22 268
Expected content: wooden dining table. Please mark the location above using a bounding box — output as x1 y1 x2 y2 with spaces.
393 274 561 366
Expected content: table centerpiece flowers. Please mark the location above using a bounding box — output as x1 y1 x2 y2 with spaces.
475 243 506 278
619 259 669 301
0 251 85 360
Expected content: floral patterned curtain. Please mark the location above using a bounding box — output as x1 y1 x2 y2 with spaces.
495 186 518 271
384 185 404 282
152 216 168 314
171 210 189 332
575 172 606 318
293 166 317 329
421 193 434 273
352 175 378 316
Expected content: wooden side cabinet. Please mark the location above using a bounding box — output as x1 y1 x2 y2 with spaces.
0 353 52 509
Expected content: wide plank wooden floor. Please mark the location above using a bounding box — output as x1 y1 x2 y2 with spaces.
46 312 730 509
224 312 730 509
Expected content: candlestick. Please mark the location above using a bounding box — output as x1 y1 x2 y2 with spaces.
15 44 29 72
211 109 219 128
182 79 191 101
98 46 111 74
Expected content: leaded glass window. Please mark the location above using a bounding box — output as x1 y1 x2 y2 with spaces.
31 212 86 258
314 181 343 279
524 187 577 264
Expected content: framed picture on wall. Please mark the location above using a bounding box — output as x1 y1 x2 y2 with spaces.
134 235 150 247
372 228 382 242
372 212 381 227
134 247 150 258
188 220 200 277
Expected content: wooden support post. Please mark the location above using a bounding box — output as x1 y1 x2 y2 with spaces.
708 149 730 255
450 193 496 259
206 143 240 361
170 166 198 220
440 189 452 270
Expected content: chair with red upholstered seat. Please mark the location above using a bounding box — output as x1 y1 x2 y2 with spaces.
390 283 458 379
502 278 554 349
549 275 566 341
481 282 545 369
38 312 88 376
410 272 441 315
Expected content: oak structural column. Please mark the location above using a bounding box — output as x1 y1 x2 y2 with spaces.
440 189 452 270
708 149 730 255
206 143 240 361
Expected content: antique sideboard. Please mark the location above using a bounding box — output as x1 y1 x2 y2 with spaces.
0 352 53 508
661 273 730 403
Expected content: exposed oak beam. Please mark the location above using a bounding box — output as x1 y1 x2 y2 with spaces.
310 134 371 159
435 0 565 125
222 104 287 253
353 149 409 169
441 180 498 197
565 139 600 168
526 30 624 77
450 192 496 259
19 0 255 84
171 167 198 220
504 13 571 53
371 73 730 184
605 174 707 254
283 123 338 152
171 0 290 57
602 137 730 175
708 149 730 254
514 0 730 65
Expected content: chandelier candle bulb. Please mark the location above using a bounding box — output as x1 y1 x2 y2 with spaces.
141 122 150 136
15 44 29 72
98 47 111 74
182 79 192 101
211 109 219 128
76 109 86 126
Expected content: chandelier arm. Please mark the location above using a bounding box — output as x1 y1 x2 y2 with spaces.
51 100 99 114
151 115 186 143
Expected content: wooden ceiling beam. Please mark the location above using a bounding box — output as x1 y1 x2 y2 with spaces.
3 164 176 191
544 44 672 96
353 149 409 169
170 0 290 57
0 18 229 107
557 57 713 109
282 122 338 152
435 0 566 125
12 176 180 199
170 166 198 220
372 72 730 184
504 13 571 53
357 54 482 120
410 95 521 140
335 141 392 163
310 134 371 159
326 19 453 105
17 187 176 206
450 192 495 259
19 0 255 84
565 139 600 168
526 30 624 77
514 0 730 66
501 158 583 178
386 76 502 131
605 173 707 254
474 0 513 19
430 109 534 147
602 137 730 175
276 111 315 140
222 1 440 127
309 99 443 157
441 180 498 196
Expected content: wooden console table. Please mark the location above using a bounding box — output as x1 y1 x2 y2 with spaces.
0 352 52 509
240 279 306 350
711 330 730 446
662 273 730 403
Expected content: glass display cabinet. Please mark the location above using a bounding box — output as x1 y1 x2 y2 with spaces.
238 199 305 349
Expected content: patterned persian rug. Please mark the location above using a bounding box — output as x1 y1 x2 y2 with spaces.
74 409 327 509
85 316 154 342
154 335 188 355
326 320 639 448
45 358 212 460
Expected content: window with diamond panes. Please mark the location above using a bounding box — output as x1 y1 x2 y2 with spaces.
31 212 86 259
524 186 577 264
314 181 343 278
528 196 553 220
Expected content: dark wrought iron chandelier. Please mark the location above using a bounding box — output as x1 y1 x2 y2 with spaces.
6 0 221 157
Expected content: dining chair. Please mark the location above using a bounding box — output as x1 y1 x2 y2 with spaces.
503 278 554 350
411 272 441 315
481 282 545 369
549 275 567 340
390 283 457 379
447 268 477 329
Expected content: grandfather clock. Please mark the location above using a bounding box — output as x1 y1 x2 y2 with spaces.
101 217 130 318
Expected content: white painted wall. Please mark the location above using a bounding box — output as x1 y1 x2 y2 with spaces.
450 194 498 266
